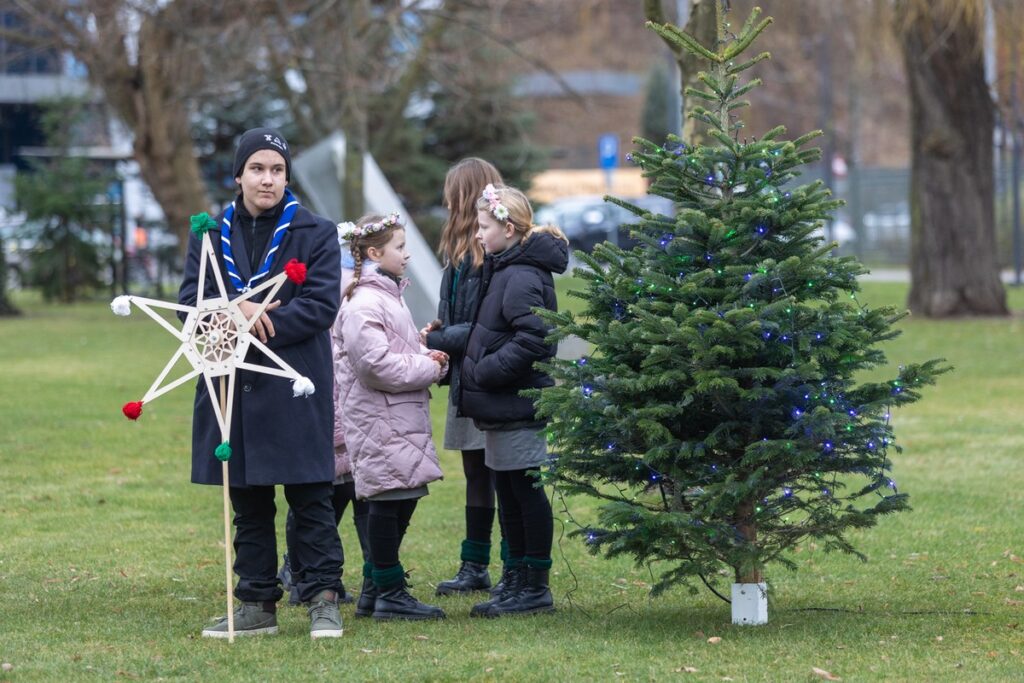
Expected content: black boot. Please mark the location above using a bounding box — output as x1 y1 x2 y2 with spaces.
470 565 525 617
355 576 377 618
488 563 510 596
483 566 554 617
435 561 491 596
373 585 446 620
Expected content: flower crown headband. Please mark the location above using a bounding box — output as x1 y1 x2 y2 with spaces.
481 183 510 221
337 212 402 242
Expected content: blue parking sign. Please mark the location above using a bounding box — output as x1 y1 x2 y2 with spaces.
598 134 618 170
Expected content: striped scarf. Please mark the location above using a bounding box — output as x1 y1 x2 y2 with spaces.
220 189 299 292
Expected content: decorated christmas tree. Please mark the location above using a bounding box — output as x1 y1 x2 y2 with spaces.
535 4 947 624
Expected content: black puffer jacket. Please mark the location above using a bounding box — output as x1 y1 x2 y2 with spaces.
459 231 569 429
426 255 483 402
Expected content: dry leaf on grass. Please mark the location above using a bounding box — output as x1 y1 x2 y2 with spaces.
811 666 841 680
672 666 699 673
360 648 373 654
413 635 429 641
707 636 722 644
2 663 13 672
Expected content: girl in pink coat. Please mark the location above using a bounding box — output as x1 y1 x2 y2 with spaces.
336 213 449 621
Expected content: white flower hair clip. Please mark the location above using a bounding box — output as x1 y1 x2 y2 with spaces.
337 221 357 244
338 213 402 241
481 184 509 221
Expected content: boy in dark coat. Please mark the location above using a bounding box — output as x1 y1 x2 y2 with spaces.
178 127 344 639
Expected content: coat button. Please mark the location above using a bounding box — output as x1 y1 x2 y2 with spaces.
243 383 253 392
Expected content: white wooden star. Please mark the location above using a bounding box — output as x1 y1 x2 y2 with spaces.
112 228 314 435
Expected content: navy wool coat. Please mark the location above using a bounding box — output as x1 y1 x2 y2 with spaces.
459 231 568 429
178 202 341 487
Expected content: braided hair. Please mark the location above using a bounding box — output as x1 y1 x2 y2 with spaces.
343 214 404 300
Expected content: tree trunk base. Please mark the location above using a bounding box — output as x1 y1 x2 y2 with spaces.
908 280 1009 318
731 582 768 625
0 297 21 317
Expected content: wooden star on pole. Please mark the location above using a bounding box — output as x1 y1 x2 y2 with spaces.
111 213 314 642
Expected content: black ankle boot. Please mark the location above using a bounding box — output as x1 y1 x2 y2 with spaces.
483 566 554 617
488 563 510 596
470 565 525 617
436 561 491 595
355 576 377 618
373 585 446 620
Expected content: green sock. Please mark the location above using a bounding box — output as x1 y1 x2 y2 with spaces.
505 556 525 569
461 539 491 565
523 556 553 570
372 564 406 591
500 538 510 564
362 561 374 580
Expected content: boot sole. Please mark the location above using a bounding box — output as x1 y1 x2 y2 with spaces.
310 628 344 639
481 605 556 618
372 612 446 621
201 625 279 638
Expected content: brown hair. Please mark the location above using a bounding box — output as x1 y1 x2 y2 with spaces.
475 185 569 246
439 158 503 269
343 214 405 300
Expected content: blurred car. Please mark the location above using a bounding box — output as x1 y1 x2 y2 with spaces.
534 194 675 253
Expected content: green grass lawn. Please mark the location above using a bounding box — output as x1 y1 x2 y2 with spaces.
1 282 1023 681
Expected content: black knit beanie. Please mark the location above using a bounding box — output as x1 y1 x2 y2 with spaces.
233 127 291 181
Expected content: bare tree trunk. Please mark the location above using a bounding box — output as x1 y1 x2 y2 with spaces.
0 234 21 316
644 0 718 145
734 499 762 584
898 3 1008 316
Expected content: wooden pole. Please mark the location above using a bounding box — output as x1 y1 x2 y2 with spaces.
219 376 234 643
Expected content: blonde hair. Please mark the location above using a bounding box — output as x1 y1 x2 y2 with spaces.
439 158 504 269
475 184 569 245
344 214 404 300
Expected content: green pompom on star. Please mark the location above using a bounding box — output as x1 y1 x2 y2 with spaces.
190 212 218 236
214 441 232 462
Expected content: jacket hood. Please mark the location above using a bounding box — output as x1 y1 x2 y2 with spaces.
493 230 569 275
352 262 410 298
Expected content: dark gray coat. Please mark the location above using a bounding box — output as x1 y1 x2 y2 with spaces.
459 231 568 428
178 201 341 487
426 255 482 406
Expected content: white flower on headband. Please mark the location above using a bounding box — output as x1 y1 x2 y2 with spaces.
337 221 357 243
481 183 509 222
337 213 402 240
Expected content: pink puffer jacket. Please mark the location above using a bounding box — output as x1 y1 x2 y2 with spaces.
336 266 444 499
331 268 355 481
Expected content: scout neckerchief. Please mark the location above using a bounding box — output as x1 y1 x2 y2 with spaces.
220 189 299 292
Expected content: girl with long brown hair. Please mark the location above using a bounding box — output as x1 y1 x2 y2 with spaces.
424 158 509 596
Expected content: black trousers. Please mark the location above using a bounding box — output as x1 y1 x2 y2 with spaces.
494 469 553 561
285 480 370 579
229 482 342 603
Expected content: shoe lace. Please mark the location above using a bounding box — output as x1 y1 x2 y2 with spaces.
309 599 337 623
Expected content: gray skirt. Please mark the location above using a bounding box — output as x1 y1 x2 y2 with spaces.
443 400 487 451
484 427 548 472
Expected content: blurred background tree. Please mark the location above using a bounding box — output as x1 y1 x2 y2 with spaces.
15 99 109 302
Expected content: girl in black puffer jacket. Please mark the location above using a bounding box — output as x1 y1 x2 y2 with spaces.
425 159 507 596
460 184 569 618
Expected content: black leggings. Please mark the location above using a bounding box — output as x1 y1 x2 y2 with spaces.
494 468 552 561
462 449 495 508
367 498 419 569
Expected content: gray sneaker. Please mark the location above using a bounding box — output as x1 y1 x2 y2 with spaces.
308 590 343 639
201 601 278 638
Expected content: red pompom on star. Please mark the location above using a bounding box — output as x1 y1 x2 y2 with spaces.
122 400 144 420
284 258 307 284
